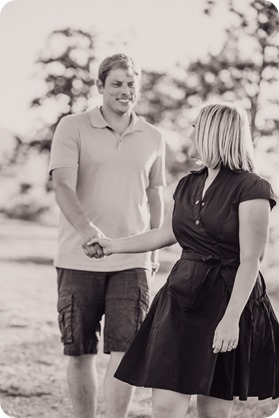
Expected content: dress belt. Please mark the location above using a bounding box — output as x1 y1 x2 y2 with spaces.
180 250 239 267
180 250 266 299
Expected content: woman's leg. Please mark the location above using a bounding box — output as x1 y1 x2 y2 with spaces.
152 388 191 418
197 395 235 418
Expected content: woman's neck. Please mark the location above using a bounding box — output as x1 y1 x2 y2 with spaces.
201 166 221 199
207 166 220 179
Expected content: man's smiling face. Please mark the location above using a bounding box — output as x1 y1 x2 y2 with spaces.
98 68 139 116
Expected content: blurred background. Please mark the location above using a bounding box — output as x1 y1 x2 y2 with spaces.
0 0 278 273
0 0 279 416
0 0 278 208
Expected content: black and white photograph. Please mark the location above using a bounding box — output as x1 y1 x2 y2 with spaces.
0 0 279 417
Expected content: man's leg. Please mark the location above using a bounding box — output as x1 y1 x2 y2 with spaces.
67 354 98 418
104 268 150 418
104 351 135 418
57 268 106 418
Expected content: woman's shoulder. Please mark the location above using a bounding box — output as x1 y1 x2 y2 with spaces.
234 170 276 208
236 170 272 189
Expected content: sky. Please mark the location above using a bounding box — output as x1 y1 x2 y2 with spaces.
0 0 278 136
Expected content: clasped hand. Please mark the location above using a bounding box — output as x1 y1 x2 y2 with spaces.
80 225 109 258
83 235 113 259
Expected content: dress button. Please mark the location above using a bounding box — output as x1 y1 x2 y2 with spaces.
195 200 200 205
202 202 205 206
195 220 200 225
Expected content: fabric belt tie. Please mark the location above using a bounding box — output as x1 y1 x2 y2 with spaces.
180 250 239 267
179 250 265 302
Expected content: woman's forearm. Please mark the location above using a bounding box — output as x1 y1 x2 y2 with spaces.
112 227 176 254
223 257 260 321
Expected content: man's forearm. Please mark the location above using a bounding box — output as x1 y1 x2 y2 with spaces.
54 183 91 234
148 187 164 229
54 183 104 258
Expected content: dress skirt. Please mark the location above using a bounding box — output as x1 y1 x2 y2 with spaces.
115 255 279 401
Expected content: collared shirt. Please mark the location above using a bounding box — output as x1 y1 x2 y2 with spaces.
172 166 276 258
49 107 166 272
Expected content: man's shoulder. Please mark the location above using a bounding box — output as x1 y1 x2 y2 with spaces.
136 114 162 138
60 110 91 127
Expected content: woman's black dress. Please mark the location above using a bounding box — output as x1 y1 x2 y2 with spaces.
115 166 279 400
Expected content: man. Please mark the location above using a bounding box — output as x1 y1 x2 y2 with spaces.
48 53 166 418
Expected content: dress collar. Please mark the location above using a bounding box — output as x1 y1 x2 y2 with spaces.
190 165 244 175
190 166 207 175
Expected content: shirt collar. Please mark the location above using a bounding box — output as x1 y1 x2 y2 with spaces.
190 166 207 174
190 165 244 175
88 107 144 133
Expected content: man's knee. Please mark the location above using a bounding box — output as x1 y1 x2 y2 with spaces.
106 351 125 376
68 354 96 370
266 274 279 297
110 351 125 362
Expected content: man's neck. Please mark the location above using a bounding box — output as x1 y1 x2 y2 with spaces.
100 106 132 135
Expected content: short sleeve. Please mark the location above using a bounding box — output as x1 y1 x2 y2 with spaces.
149 136 166 188
173 176 187 201
237 173 276 210
48 116 79 176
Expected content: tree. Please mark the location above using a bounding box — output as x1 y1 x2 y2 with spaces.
14 1 279 179
170 0 279 140
29 28 97 152
133 0 279 180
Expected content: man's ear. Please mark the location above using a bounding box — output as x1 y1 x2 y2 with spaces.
96 79 104 94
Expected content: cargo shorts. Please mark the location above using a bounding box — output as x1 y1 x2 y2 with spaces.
56 268 150 356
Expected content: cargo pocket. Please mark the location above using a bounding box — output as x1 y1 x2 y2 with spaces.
57 294 73 344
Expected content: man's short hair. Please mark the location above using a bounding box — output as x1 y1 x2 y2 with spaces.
98 53 141 86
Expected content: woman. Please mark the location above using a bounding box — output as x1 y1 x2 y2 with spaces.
89 104 278 418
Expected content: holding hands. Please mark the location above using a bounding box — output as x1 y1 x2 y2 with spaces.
86 236 160 277
86 237 114 256
80 224 106 258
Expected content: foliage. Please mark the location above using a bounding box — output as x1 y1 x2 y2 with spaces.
142 0 279 145
1 182 51 221
201 0 279 138
134 0 279 178
24 1 279 154
8 0 279 192
29 28 97 152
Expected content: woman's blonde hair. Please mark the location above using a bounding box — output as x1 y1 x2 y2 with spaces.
194 103 255 171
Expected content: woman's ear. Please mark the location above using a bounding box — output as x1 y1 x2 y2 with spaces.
96 79 104 94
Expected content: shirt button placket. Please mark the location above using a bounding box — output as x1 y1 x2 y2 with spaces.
118 139 124 151
194 198 201 227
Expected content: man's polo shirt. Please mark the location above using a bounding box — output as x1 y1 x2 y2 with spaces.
49 107 166 272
